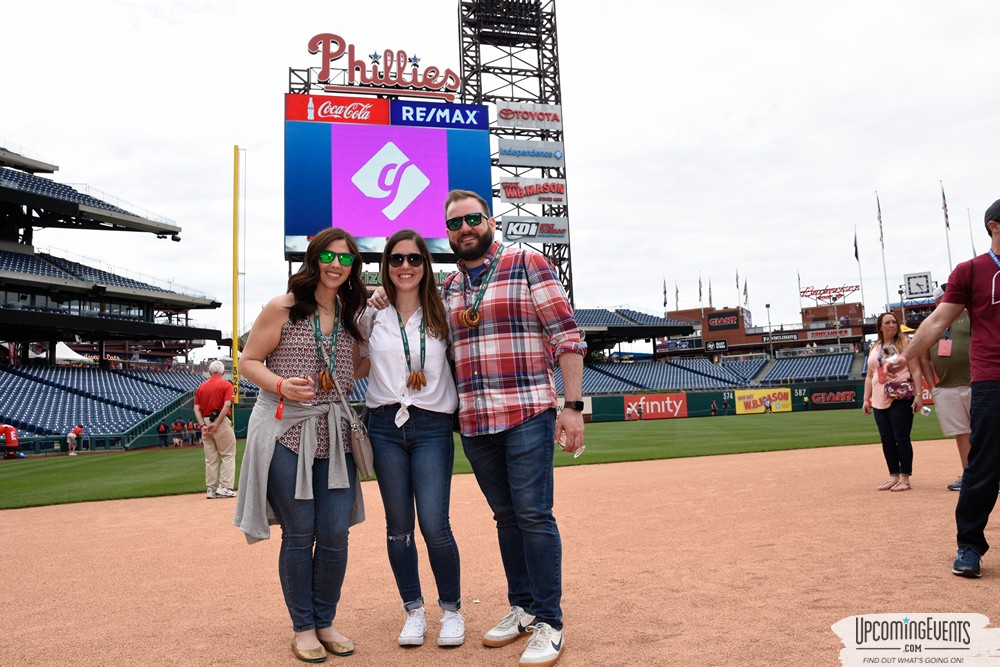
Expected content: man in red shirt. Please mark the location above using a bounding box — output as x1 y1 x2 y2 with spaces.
194 360 237 499
67 424 83 456
889 198 1000 578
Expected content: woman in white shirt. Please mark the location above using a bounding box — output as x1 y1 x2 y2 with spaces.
361 230 464 648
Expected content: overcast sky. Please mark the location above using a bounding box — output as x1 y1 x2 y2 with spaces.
3 0 999 346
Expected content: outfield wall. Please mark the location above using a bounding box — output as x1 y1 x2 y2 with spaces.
590 380 873 422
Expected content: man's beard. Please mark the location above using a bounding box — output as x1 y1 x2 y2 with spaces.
450 227 494 262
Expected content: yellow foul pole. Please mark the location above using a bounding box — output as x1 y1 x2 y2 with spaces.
231 145 240 404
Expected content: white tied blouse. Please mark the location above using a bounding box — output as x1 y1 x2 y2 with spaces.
361 304 458 426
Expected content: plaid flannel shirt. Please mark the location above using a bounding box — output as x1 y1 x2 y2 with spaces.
442 242 586 437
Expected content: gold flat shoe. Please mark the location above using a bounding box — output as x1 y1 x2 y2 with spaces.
319 637 355 657
291 639 327 663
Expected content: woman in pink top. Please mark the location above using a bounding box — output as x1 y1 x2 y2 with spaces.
862 312 924 491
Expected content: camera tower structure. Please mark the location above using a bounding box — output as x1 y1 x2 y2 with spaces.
458 0 575 304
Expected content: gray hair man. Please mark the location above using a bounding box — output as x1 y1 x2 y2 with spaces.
194 360 237 499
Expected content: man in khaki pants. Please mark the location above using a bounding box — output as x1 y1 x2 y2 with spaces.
194 360 236 499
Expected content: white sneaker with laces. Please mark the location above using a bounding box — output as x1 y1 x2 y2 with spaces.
483 605 534 647
438 609 465 646
206 488 216 499
519 622 563 667
398 606 426 646
215 487 236 498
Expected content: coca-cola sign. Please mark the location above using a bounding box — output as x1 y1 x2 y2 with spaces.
308 33 462 102
285 94 389 125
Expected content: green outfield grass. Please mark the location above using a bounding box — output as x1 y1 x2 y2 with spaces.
0 410 946 510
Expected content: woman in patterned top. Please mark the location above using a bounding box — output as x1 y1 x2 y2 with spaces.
239 227 369 663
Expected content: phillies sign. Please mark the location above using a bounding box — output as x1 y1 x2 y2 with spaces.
308 33 462 102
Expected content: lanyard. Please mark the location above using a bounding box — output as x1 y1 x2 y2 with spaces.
312 302 340 378
464 244 505 316
990 249 1000 270
396 309 425 372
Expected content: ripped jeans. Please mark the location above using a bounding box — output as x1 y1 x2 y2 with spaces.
368 404 461 611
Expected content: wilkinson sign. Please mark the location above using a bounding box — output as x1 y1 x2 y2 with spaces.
497 139 564 167
308 33 461 102
499 216 569 244
499 178 567 205
495 101 563 130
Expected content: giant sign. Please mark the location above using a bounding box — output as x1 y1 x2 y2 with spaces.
284 94 491 258
808 384 859 410
707 310 740 331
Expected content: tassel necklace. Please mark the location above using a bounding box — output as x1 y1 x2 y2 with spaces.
397 309 426 391
312 301 340 391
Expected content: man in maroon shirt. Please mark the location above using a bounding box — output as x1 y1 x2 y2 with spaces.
194 360 236 499
889 198 1000 578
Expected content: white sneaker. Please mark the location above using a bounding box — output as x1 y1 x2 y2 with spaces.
519 622 563 667
215 487 236 497
398 606 426 646
206 488 216 499
438 609 465 646
68 452 77 456
483 605 534 647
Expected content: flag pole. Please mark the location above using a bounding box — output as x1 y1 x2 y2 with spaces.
877 191 891 310
855 226 867 318
967 208 978 256
941 181 953 270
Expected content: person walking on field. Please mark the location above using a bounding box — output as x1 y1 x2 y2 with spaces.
194 360 237 499
887 198 1000 578
917 283 972 491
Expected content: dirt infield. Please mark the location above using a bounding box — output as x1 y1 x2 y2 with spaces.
3 440 998 666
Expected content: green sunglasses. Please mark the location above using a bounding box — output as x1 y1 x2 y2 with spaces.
445 211 487 232
318 250 356 266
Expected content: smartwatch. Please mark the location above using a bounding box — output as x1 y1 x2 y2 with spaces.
563 400 585 412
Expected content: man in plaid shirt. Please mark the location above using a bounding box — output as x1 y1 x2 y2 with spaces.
443 189 585 667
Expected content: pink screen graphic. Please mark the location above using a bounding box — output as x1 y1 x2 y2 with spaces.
330 123 450 240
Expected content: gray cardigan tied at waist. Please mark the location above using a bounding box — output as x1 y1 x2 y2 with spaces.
233 388 365 544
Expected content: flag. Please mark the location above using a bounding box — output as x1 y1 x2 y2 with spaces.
675 282 679 310
735 268 739 292
743 278 748 306
708 279 713 308
663 278 668 308
854 229 859 262
698 274 703 304
876 191 884 248
941 181 950 230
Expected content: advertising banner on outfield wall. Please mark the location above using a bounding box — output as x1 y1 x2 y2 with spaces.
623 393 688 420
806 383 860 410
495 101 563 130
497 139 565 167
735 388 792 414
499 216 569 244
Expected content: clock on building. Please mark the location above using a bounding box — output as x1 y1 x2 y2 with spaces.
903 272 933 299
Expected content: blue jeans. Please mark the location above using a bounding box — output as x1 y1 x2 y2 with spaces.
461 409 562 629
266 443 357 632
369 405 461 611
956 381 1000 555
872 398 914 476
